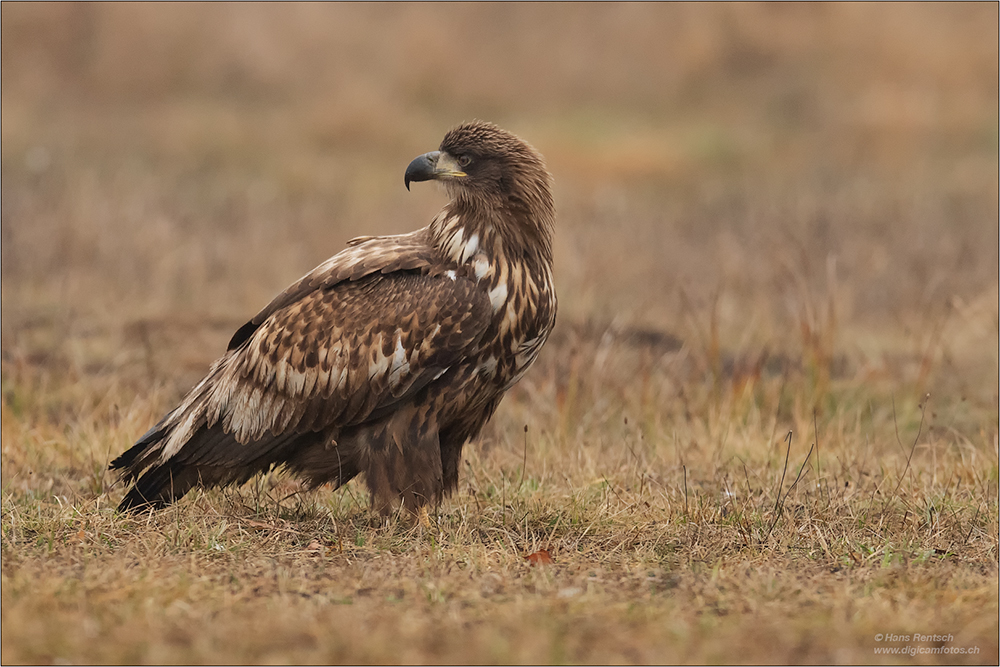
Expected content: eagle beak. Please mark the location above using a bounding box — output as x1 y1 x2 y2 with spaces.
404 151 467 190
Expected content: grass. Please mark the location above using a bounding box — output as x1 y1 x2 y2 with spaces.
2 3 998 664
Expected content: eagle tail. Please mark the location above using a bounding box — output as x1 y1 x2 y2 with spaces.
111 405 452 516
109 421 189 511
110 421 329 513
116 460 190 511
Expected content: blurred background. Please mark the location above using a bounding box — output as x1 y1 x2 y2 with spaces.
2 3 997 413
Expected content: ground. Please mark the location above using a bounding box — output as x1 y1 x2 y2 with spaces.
2 4 998 664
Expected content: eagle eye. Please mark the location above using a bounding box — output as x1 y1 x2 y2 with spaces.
457 154 472 168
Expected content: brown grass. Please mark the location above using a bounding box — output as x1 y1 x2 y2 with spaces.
2 4 998 664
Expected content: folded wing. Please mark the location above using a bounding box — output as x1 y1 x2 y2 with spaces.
111 236 492 510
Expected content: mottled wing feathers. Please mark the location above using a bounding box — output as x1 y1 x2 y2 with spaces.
210 271 493 444
228 230 436 351
112 268 493 509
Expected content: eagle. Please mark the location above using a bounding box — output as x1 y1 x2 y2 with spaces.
109 121 557 516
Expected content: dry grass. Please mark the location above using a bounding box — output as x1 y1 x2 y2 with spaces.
2 4 998 664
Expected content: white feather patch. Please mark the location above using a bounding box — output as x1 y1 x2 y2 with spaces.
460 233 479 263
473 256 491 281
488 283 508 312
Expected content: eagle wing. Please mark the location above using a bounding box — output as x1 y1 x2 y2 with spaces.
206 269 492 445
226 229 437 352
111 233 492 506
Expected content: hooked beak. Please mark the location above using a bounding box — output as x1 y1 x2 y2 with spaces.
404 151 467 190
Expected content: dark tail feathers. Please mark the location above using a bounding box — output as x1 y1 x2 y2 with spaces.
110 422 331 513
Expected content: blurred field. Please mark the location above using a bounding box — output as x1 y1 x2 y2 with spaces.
2 4 998 664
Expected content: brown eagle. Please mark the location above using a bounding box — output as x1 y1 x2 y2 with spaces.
110 121 557 515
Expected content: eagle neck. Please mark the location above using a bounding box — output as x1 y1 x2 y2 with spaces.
432 196 553 274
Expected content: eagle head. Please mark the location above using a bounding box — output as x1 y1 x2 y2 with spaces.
405 121 551 212
406 121 555 262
